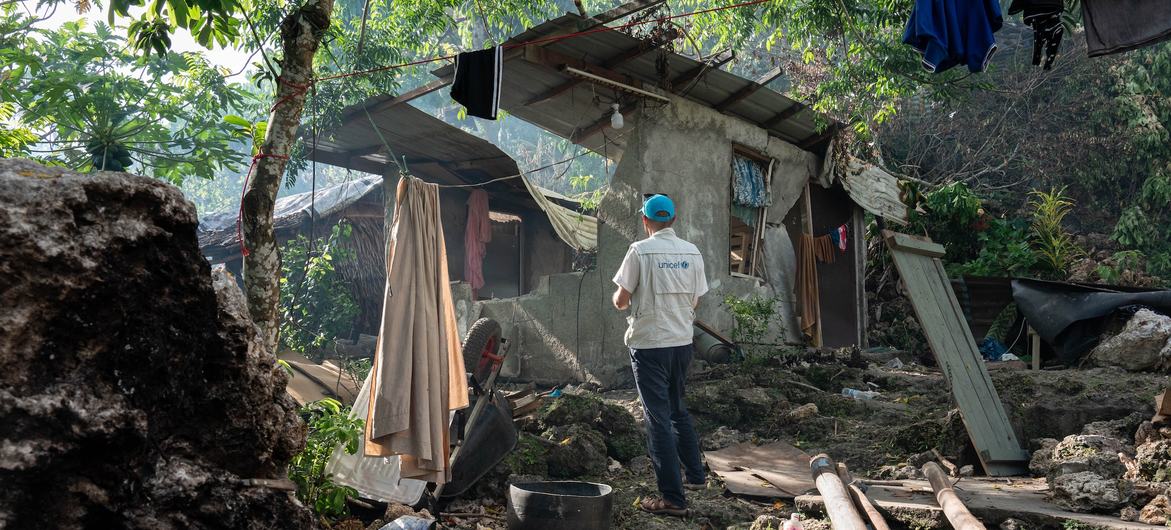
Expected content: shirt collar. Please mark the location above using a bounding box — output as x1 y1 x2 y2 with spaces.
651 227 677 239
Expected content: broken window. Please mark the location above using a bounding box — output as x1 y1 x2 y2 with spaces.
729 149 773 277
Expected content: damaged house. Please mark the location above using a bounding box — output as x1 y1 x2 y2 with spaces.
201 10 902 389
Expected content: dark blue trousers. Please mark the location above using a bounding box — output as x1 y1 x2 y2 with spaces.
630 345 705 508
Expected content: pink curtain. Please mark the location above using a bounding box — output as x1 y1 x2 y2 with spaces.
463 189 491 292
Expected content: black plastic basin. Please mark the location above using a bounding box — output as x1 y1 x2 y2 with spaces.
506 481 613 530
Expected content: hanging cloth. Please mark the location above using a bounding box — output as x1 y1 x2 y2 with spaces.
829 224 848 253
365 176 469 485
902 0 1003 74
796 234 823 345
463 189 491 292
450 46 503 120
1008 0 1064 70
519 174 598 251
1082 0 1171 57
732 155 770 207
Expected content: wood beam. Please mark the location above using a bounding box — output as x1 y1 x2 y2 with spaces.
713 66 784 112
670 53 734 93
344 144 384 158
593 0 665 23
763 102 807 130
572 102 636 143
524 37 671 106
798 124 840 150
338 78 451 126
522 46 642 89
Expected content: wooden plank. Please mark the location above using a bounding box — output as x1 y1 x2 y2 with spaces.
714 66 784 112
1156 388 1170 416
885 231 945 258
1029 326 1041 370
884 230 1028 476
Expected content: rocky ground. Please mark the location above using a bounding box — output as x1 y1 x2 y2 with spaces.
341 349 1168 530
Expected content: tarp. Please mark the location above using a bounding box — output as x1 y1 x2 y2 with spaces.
520 174 597 251
325 375 428 505
277 351 361 405
1011 279 1171 365
199 176 382 236
365 176 469 485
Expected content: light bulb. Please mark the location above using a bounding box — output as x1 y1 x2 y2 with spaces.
610 103 623 129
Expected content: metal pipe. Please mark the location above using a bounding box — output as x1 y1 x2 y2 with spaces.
922 462 986 530
809 454 867 530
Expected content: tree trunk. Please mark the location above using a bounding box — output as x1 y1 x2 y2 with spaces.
241 0 333 355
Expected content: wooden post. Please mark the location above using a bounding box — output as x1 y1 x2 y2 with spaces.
1029 325 1041 370
922 462 986 530
810 454 868 530
836 463 891 530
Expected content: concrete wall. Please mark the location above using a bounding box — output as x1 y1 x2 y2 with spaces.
477 94 827 388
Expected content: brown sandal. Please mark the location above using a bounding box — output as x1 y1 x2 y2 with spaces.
639 497 689 517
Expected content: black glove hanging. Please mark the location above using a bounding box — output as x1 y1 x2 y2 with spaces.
1008 0 1064 70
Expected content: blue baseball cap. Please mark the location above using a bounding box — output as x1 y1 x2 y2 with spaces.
642 194 675 222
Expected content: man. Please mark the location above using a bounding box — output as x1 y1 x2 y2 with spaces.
612 193 708 517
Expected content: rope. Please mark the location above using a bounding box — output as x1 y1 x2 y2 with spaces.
237 152 291 257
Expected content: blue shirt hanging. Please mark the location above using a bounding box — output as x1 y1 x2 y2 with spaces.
903 0 1003 74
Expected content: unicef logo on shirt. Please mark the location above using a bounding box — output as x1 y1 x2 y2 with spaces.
659 260 689 269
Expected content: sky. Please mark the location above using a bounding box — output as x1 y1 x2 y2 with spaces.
25 0 252 70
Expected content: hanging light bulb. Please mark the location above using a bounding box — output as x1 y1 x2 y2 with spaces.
610 103 624 130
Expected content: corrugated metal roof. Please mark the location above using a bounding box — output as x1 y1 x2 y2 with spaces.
433 13 835 158
304 98 539 212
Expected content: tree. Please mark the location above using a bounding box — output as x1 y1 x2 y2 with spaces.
0 10 251 183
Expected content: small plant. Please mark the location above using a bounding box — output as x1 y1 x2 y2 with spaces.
279 220 359 359
723 294 778 360
1028 187 1083 279
569 174 605 213
288 398 363 518
1096 250 1145 284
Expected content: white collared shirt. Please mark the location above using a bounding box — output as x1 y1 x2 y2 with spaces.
612 228 709 349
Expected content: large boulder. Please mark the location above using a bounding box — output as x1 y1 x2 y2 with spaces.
1040 434 1134 512
1089 309 1171 372
0 160 313 528
1050 471 1134 512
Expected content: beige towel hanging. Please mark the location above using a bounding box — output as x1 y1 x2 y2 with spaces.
365 176 469 485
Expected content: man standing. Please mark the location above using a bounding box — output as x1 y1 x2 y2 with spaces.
612 194 708 517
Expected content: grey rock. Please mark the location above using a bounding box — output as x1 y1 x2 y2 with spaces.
0 159 312 528
1089 309 1171 372
749 514 786 530
1050 471 1134 512
701 426 752 451
1028 438 1060 477
1047 435 1129 482
1140 494 1171 525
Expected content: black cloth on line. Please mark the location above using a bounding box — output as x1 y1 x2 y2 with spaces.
1082 0 1171 58
1009 0 1063 70
450 46 502 120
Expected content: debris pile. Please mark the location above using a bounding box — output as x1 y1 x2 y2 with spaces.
1030 410 1171 524
0 159 313 528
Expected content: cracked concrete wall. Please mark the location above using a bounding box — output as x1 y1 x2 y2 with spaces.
478 95 822 388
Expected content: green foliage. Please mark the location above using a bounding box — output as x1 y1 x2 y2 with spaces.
1028 188 1083 279
279 220 359 357
289 398 362 518
570 174 605 213
723 294 778 361
0 12 253 183
1095 250 1145 284
910 182 984 263
951 217 1037 277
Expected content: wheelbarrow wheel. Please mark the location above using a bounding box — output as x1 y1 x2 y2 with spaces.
463 318 503 386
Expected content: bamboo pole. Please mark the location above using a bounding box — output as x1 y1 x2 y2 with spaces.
922 462 986 530
810 454 868 530
836 463 891 530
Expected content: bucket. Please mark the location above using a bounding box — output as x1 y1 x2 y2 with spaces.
506 481 613 529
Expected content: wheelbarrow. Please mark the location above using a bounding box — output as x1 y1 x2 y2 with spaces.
434 318 518 500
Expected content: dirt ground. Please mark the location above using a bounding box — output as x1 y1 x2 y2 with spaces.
365 351 1168 530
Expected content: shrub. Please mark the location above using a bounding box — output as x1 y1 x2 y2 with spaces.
288 398 363 518
279 220 359 358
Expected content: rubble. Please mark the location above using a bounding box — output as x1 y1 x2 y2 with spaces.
1088 309 1171 372
1140 494 1170 525
0 159 313 528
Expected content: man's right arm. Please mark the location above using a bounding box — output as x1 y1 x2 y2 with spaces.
612 247 639 310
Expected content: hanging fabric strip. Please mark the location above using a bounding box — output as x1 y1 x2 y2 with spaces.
463 189 491 292
519 174 598 251
797 234 822 345
1082 0 1171 57
365 176 469 485
451 46 503 120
